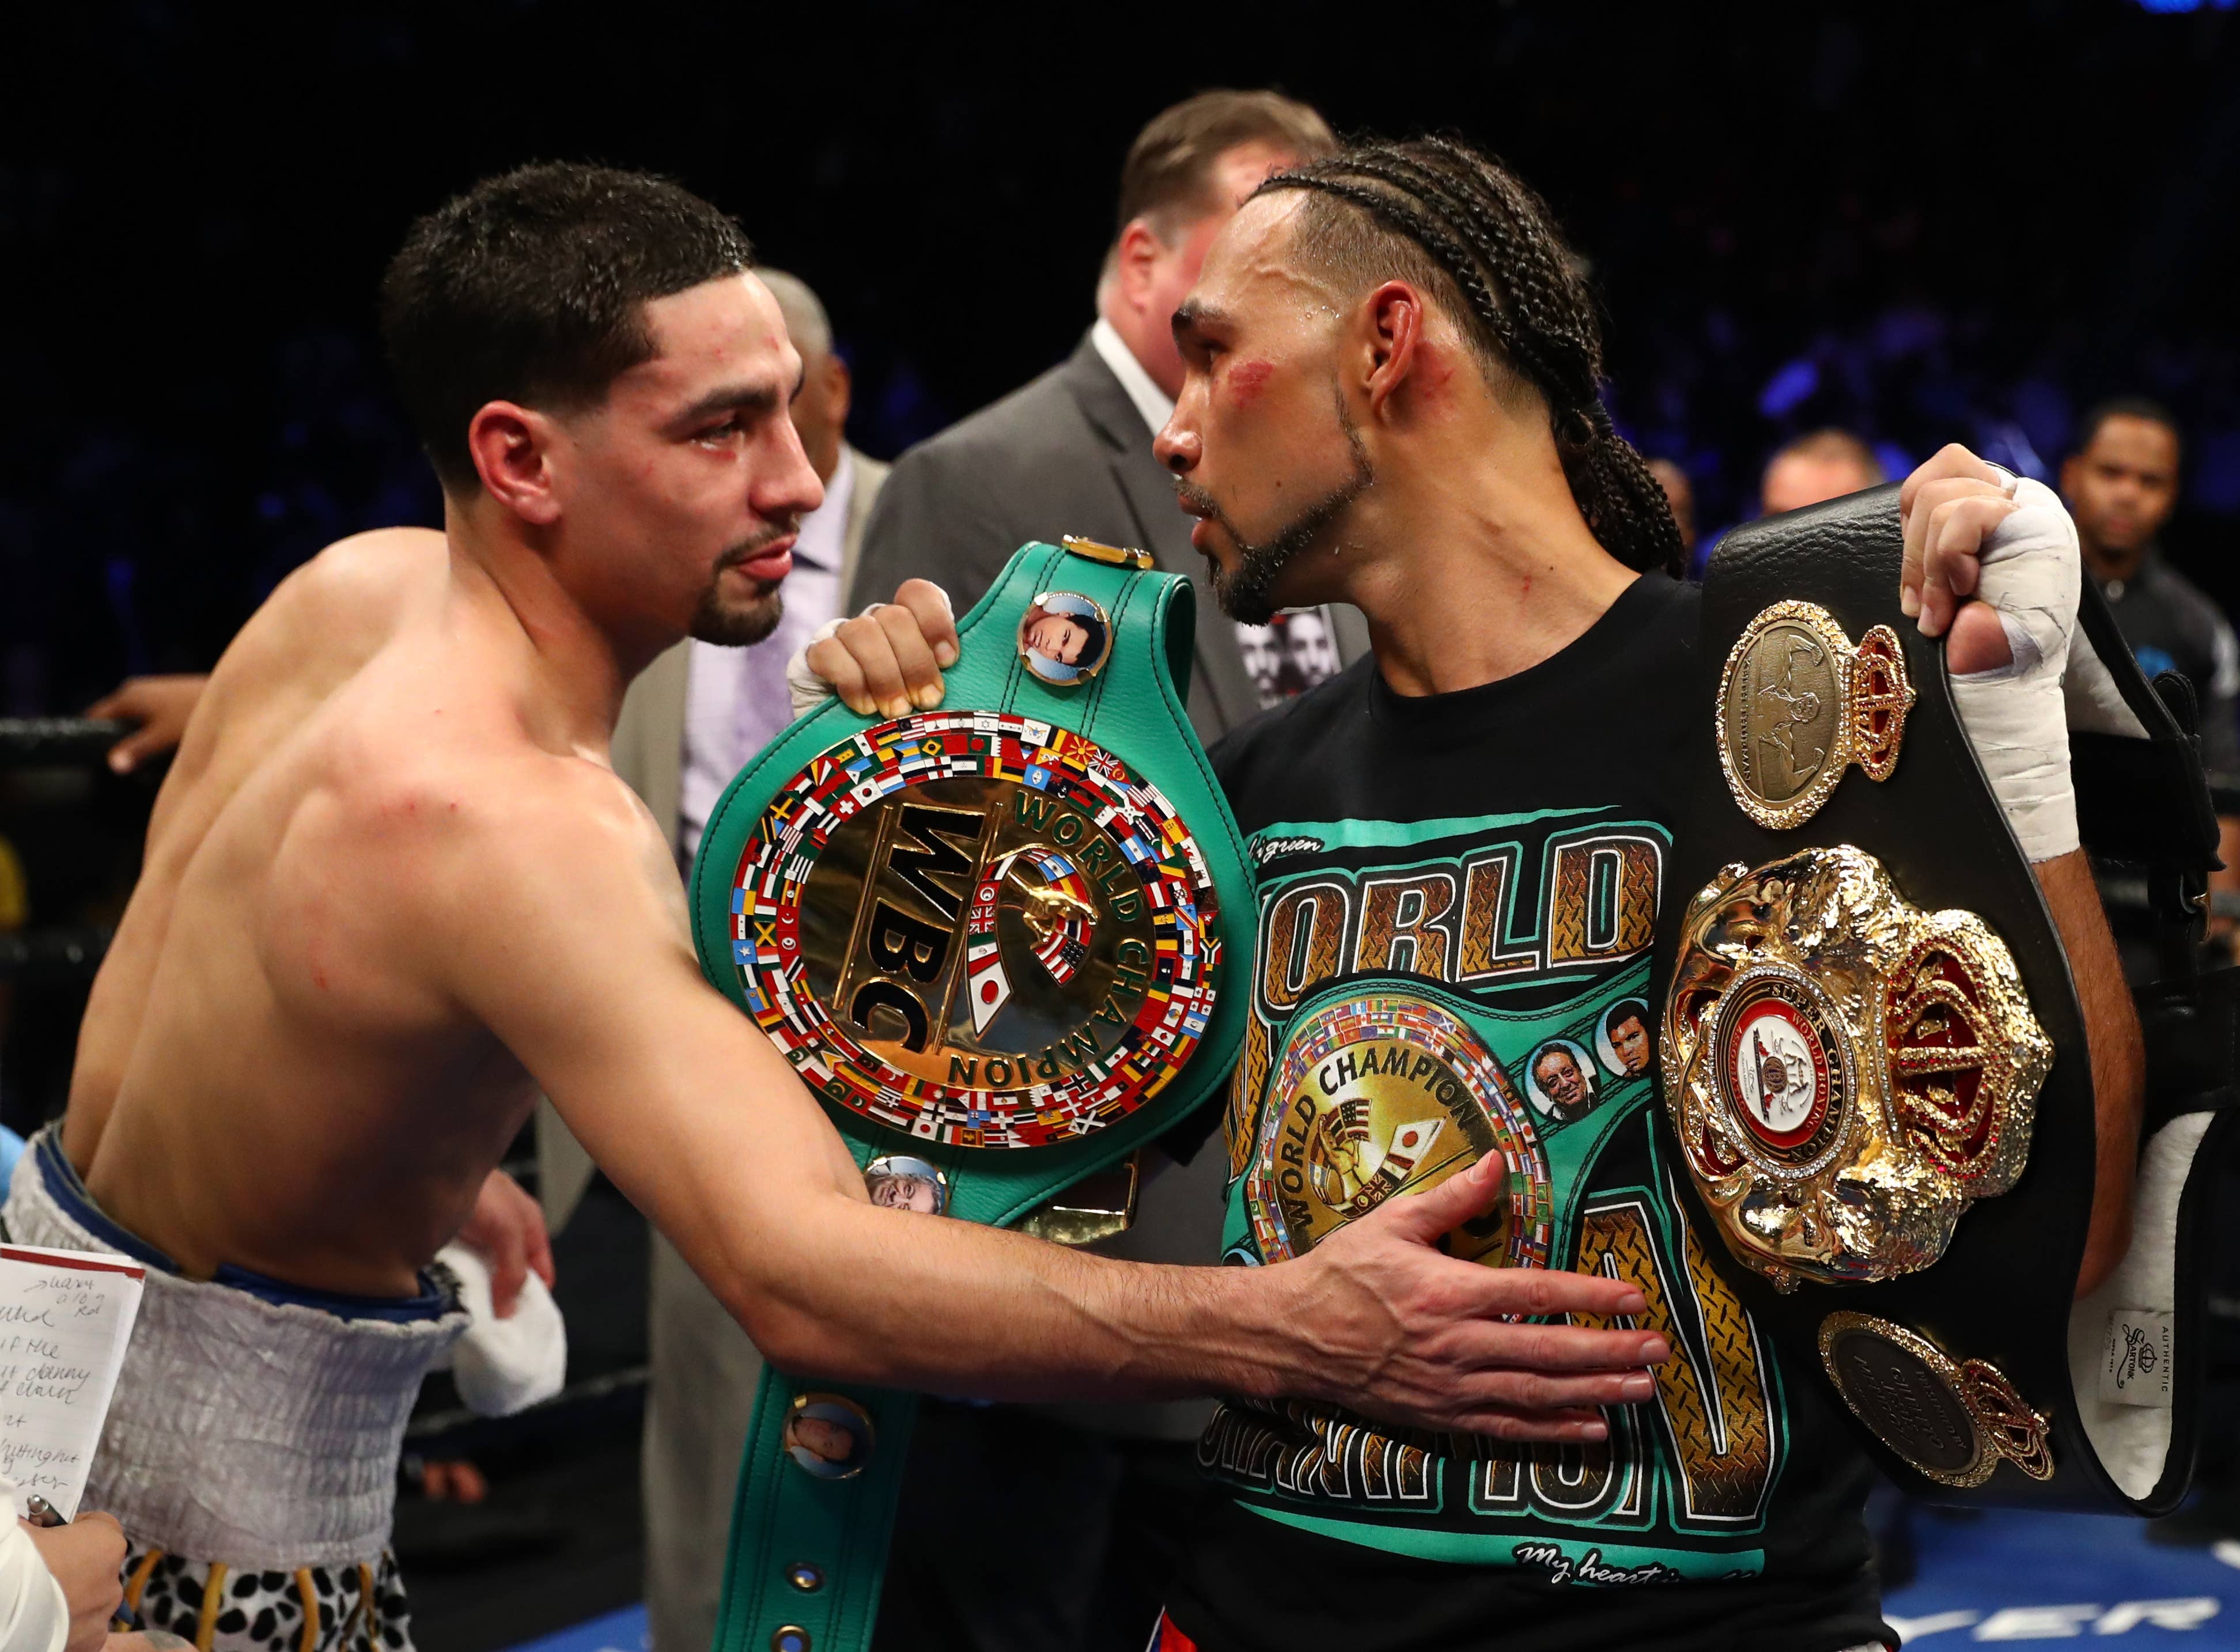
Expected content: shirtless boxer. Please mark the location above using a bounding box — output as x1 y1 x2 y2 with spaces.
18 164 1665 1652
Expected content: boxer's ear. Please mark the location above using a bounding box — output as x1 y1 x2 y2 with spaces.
1360 279 1428 422
466 399 563 526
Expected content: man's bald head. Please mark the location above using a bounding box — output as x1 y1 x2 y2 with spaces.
1761 429 1885 517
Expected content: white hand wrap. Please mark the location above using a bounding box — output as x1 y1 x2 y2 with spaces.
1946 475 2088 863
786 619 848 718
784 585 956 718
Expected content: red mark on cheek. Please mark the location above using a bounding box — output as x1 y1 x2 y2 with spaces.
1228 360 1275 405
1521 574 1533 601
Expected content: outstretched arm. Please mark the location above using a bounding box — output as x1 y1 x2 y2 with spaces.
1901 445 2146 1298
441 766 1667 1442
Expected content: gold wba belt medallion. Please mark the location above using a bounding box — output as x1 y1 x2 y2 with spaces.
1658 486 2238 1513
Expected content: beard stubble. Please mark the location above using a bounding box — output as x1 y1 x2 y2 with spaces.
1176 389 1374 626
688 522 797 647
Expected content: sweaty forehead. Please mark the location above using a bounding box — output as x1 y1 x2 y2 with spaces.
635 274 796 389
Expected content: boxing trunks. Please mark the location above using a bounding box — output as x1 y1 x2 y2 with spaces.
688 540 1253 1652
3 1127 466 1652
1660 484 2236 1510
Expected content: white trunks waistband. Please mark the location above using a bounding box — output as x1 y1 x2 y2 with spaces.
3 1128 469 1571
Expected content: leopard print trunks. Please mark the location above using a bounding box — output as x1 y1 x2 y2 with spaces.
120 1543 414 1652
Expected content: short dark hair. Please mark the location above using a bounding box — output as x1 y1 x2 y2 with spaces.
380 162 755 491
1113 90 1337 246
2077 396 2181 459
1605 998 1649 1033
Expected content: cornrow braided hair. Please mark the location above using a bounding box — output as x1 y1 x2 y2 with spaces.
1253 136 1685 578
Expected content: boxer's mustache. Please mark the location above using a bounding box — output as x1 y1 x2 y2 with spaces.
714 519 801 575
1171 481 1235 540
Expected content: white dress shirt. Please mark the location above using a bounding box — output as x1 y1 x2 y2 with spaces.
679 448 856 859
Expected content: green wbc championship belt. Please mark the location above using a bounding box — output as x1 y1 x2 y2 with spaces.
687 539 1253 1652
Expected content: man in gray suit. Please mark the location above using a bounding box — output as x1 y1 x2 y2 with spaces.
585 269 890 1652
846 91 1364 1651
849 90 1365 738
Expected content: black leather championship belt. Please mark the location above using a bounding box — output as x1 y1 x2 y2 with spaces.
687 539 1252 1652
1658 484 2240 1511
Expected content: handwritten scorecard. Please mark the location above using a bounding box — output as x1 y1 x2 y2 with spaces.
0 1245 144 1520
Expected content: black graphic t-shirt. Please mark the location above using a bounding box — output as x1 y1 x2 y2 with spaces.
1163 575 1888 1652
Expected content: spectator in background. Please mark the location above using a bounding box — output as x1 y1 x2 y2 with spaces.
1760 427 1887 516
1647 457 1696 555
2062 397 2240 777
850 90 1360 736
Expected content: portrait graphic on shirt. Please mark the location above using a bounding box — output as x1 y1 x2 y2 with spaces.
1596 996 1653 1078
1185 579 1864 1631
1238 607 1343 709
1523 1037 1599 1127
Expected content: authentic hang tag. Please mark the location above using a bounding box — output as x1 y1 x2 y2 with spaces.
2098 1309 2174 1408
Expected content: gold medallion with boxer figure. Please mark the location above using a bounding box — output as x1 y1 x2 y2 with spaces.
1245 992 1552 1274
1717 601 1914 830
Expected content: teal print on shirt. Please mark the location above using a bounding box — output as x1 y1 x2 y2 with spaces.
1225 809 1670 1181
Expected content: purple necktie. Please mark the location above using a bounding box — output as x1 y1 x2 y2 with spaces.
733 603 801 775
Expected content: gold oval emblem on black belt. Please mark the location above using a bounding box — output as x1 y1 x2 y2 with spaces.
725 711 1221 1148
1818 1313 2053 1488
1663 846 2049 1290
1716 601 1914 829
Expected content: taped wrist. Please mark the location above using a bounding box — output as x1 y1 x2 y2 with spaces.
784 586 956 719
786 618 849 717
1948 476 2083 863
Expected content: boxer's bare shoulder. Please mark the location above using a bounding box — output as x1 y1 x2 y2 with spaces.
66 528 451 1157
64 533 669 1294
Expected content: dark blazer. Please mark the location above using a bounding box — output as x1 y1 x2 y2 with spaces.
849 328 1368 743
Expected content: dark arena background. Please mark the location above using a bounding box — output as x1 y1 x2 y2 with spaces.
5 3 2240 1649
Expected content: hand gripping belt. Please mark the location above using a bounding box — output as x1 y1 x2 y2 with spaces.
1655 484 2239 1512
687 541 1253 1652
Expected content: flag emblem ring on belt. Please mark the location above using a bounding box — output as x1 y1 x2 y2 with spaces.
727 710 1222 1148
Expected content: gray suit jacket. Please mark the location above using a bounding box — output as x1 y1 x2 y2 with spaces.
848 329 1368 744
537 448 890 1232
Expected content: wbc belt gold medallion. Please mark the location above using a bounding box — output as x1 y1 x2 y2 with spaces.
1661 846 2050 1290
725 711 1221 1147
1819 1313 2054 1487
1717 601 1914 829
1245 994 1553 1275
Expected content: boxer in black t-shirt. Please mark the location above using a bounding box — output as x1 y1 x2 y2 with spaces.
801 136 2141 1652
